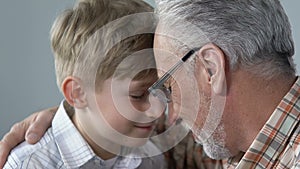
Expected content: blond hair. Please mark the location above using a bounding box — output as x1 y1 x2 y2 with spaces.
50 0 156 91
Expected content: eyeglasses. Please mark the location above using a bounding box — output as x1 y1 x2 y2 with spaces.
148 48 200 104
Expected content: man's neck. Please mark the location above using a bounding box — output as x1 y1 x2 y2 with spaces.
225 70 297 153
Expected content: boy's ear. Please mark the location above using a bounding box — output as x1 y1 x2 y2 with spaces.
197 43 226 94
61 76 88 109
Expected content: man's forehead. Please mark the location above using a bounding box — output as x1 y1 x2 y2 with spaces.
154 36 169 54
155 19 209 52
154 25 189 53
154 34 181 52
154 23 173 48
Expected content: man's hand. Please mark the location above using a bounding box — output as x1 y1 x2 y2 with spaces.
0 107 57 169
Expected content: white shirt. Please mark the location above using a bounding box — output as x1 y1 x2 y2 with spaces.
4 101 165 169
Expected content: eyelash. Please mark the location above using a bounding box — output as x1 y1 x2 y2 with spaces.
129 91 149 101
130 94 145 100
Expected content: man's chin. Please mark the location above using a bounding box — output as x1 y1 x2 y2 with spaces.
202 141 232 160
192 133 232 160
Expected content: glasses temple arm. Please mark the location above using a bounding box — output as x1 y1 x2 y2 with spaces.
149 47 200 92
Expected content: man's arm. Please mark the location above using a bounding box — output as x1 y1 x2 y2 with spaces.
0 107 57 169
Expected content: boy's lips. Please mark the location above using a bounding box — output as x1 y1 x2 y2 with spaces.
134 123 155 130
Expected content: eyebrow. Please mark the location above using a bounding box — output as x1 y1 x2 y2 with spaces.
130 80 156 90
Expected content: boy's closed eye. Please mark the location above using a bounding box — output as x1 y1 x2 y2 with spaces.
129 91 149 101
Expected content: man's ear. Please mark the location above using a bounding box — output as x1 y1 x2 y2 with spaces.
61 76 88 109
197 43 226 94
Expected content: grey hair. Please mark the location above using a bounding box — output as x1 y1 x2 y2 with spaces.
155 0 296 78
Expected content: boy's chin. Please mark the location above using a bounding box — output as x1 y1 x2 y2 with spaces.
118 137 149 148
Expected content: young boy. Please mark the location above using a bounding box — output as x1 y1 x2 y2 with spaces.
3 0 165 168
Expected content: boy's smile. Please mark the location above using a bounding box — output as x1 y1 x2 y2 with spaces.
73 75 166 149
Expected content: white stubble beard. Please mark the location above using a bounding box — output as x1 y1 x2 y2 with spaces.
195 123 232 160
182 90 232 160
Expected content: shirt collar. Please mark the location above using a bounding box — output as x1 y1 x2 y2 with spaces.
52 101 142 169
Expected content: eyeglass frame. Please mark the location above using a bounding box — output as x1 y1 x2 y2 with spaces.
148 47 200 104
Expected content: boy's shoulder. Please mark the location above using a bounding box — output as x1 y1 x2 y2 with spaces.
3 127 62 169
3 101 93 169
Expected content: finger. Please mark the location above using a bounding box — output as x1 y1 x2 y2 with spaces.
0 141 11 168
25 107 57 144
0 122 28 168
2 122 28 149
0 106 58 168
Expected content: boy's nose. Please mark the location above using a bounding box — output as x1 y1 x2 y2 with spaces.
143 94 167 119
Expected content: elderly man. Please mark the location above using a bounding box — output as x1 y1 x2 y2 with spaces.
152 0 299 168
1 0 299 168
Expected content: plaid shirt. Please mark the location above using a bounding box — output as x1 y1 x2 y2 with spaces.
4 101 165 169
225 77 300 169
